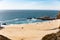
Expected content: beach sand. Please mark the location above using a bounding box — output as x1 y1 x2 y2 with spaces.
0 19 60 40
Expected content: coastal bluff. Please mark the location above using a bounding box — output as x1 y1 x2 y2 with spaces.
0 19 60 40
56 11 60 19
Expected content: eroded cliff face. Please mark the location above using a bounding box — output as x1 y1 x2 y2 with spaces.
56 11 60 19
42 31 60 40
0 35 11 40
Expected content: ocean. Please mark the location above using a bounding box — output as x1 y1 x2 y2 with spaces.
0 10 58 24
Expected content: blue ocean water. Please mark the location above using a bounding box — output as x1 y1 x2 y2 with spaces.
0 10 58 24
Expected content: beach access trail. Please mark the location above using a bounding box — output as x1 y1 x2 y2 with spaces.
0 19 60 40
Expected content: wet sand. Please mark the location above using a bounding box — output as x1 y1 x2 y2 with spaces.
0 19 60 40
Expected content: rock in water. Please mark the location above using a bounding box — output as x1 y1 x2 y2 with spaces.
2 23 7 25
0 35 11 40
0 27 4 30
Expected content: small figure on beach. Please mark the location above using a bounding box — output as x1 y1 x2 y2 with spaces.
21 38 24 40
21 27 24 29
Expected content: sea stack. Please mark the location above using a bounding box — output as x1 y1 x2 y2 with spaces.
56 11 60 19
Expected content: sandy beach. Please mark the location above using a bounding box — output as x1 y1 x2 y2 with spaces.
0 19 60 40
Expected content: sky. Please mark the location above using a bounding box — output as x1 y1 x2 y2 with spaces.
0 0 60 10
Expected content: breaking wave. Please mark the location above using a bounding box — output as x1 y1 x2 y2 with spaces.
0 18 39 25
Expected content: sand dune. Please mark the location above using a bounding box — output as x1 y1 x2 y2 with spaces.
0 19 60 40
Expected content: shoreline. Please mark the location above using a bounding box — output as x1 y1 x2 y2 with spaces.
3 19 59 25
0 19 60 40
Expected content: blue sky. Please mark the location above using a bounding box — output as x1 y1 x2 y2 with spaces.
0 0 60 10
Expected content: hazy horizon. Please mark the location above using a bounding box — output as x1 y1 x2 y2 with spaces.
0 0 60 10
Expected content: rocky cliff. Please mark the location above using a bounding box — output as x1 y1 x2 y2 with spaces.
56 11 60 19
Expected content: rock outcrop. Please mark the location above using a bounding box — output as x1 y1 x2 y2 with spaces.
0 35 11 40
36 16 55 20
56 11 60 19
42 31 60 40
42 26 60 40
42 33 57 40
